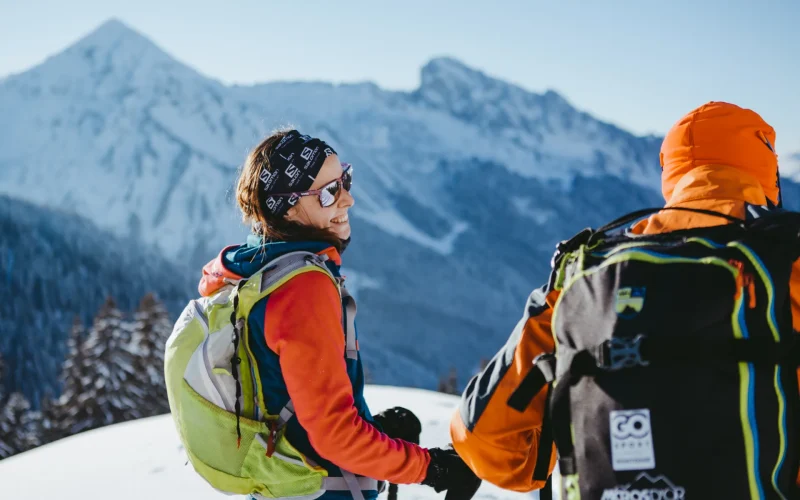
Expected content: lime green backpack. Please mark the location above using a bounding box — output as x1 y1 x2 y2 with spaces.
164 251 376 500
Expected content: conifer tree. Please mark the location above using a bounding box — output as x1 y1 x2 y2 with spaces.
129 293 172 416
58 297 138 435
0 392 38 459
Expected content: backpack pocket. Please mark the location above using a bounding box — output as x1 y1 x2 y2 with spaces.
184 321 237 412
179 380 326 498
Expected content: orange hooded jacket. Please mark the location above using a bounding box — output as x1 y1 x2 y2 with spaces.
450 102 800 490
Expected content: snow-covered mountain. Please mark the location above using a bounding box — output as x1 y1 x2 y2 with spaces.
0 20 661 256
0 386 539 500
783 152 800 182
0 19 684 389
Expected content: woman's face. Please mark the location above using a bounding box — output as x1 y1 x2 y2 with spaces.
285 154 354 240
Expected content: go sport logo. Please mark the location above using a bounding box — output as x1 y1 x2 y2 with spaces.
601 472 685 500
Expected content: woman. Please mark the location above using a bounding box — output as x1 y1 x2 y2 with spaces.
197 129 480 500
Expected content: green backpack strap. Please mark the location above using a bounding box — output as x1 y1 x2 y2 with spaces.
230 251 337 440
238 252 374 500
246 250 358 360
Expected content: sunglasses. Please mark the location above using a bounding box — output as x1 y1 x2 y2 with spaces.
271 163 353 208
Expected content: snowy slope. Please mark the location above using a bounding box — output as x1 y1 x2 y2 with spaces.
0 386 539 500
0 19 669 391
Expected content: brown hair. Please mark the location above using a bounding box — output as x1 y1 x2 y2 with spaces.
235 129 344 252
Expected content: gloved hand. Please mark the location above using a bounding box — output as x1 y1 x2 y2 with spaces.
422 445 482 500
372 406 422 444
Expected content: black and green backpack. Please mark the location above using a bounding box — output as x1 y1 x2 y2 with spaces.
510 207 800 500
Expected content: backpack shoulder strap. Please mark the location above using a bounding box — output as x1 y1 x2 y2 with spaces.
593 206 745 239
251 250 357 360
227 251 337 440
255 250 336 295
507 353 556 412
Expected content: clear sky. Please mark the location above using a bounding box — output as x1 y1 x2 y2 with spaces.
2 0 798 155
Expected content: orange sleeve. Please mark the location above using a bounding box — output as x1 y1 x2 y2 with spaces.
264 271 430 484
450 287 558 492
790 261 800 486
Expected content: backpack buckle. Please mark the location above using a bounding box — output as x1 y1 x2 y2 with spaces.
265 420 278 458
600 335 649 371
533 352 557 383
551 228 593 268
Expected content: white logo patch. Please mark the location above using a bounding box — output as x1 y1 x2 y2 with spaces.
300 147 314 160
610 409 655 471
284 164 301 181
601 472 685 499
258 169 273 186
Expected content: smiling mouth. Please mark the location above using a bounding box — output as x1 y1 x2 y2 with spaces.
331 214 349 224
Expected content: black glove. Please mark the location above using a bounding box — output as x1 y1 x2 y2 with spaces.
422 445 482 500
372 406 422 444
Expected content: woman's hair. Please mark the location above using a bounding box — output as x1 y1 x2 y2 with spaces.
235 128 343 252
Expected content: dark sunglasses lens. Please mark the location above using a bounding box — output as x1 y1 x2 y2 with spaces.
319 182 340 207
342 169 352 191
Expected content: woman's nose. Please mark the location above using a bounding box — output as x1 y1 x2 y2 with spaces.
339 187 354 208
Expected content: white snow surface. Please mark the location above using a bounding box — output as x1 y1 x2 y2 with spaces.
0 386 538 500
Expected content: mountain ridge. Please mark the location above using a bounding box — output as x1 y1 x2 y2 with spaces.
7 19 777 392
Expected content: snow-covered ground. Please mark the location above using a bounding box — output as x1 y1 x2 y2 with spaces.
0 386 539 500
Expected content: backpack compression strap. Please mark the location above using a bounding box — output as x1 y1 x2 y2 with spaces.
569 333 800 374
507 334 800 412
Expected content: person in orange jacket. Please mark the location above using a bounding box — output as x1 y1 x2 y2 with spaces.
199 129 482 500
449 101 800 491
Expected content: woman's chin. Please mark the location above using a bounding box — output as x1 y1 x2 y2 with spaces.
331 223 351 240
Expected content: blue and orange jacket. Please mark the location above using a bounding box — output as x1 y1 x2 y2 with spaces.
198 237 430 499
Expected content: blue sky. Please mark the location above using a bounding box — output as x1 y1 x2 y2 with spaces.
1 0 798 155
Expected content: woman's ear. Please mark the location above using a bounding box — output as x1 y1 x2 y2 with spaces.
284 204 304 224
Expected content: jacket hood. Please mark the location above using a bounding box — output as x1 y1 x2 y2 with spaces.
633 164 769 235
660 101 779 205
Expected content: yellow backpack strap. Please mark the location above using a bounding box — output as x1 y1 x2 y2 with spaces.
242 252 372 500
247 251 352 363
233 251 339 432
